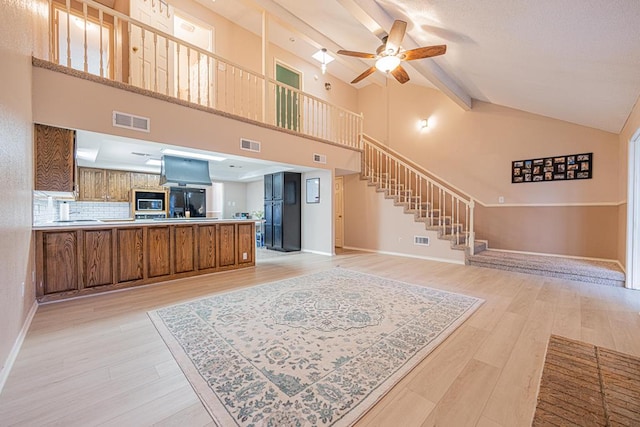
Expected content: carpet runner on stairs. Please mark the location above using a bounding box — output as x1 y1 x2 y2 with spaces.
466 250 625 287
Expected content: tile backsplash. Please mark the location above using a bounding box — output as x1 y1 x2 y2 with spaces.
33 197 131 224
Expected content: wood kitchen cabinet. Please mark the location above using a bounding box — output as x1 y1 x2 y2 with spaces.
34 124 76 192
77 167 131 202
35 220 255 302
131 172 163 191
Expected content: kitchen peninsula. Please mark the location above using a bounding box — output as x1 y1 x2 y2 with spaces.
34 218 255 302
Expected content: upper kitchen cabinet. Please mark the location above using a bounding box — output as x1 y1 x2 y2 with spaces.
34 124 76 192
78 167 131 202
131 172 163 191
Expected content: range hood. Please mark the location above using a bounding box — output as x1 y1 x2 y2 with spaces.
160 155 212 186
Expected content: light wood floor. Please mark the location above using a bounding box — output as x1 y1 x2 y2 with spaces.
1 250 639 426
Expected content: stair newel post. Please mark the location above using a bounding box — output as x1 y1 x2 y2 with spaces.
469 199 476 255
456 198 460 245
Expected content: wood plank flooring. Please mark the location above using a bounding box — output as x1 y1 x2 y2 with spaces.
1 250 639 426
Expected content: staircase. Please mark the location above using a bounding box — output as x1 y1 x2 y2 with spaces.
360 135 485 256
360 135 625 288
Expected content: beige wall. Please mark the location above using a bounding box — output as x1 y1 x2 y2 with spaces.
475 205 619 259
343 174 466 264
356 80 623 259
32 67 361 175
0 0 40 388
302 169 333 255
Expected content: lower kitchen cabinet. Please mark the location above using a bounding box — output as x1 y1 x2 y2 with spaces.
83 229 113 287
117 228 144 282
174 225 195 273
36 231 79 295
35 221 255 302
148 226 171 278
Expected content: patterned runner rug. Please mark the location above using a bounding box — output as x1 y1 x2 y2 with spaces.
533 335 640 426
148 268 483 426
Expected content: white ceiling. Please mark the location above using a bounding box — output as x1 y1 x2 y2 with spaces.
76 130 313 181
205 0 640 133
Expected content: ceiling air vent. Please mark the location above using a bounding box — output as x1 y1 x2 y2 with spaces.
240 138 261 153
414 236 430 246
313 153 327 164
112 111 150 133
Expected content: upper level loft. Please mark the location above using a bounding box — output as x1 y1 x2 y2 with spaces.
37 0 363 150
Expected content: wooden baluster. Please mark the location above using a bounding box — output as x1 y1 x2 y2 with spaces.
186 47 191 102
165 38 170 95
127 22 131 84
99 10 104 77
176 44 181 100
65 0 71 68
197 52 202 105
48 0 53 62
141 28 146 89
113 16 119 80
83 3 88 73
153 33 158 93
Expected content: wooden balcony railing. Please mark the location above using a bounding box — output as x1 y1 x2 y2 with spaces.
43 0 363 149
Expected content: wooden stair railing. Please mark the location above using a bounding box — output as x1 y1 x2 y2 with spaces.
361 134 477 254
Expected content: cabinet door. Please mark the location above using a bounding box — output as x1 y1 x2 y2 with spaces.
83 229 113 287
117 228 144 282
237 223 254 264
107 170 131 202
264 174 273 200
174 225 195 273
198 224 217 270
219 224 236 267
130 172 149 189
272 172 284 200
273 201 283 227
34 124 76 192
78 167 106 201
147 226 170 278
40 231 78 294
146 173 162 190
264 201 273 247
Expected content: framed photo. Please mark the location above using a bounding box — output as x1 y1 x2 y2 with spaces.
306 178 320 203
512 152 592 184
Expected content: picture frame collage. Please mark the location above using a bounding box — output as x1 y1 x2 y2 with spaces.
512 152 592 184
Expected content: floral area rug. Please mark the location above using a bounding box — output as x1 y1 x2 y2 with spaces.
148 268 483 426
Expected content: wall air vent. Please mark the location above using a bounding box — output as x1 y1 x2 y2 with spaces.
414 236 430 246
240 138 261 153
313 153 327 164
112 111 150 133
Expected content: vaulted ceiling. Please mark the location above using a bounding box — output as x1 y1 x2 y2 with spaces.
205 0 640 134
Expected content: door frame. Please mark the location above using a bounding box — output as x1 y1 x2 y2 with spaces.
334 176 344 248
626 127 640 289
274 60 302 131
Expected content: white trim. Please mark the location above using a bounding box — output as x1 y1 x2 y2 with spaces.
487 248 622 265
626 128 640 289
342 246 465 265
301 249 332 256
482 201 625 208
0 301 38 394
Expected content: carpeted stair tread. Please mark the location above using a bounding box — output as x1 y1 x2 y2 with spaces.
467 250 625 287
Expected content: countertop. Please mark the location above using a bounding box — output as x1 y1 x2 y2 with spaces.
33 218 258 230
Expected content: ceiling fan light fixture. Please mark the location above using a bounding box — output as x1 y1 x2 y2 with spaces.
375 55 401 73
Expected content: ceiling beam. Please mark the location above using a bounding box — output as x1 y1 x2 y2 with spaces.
336 0 472 110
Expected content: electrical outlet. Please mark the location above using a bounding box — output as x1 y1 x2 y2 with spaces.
242 252 248 260
21 282 25 297
498 196 505 204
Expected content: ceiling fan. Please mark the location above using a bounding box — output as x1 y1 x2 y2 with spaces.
337 20 446 84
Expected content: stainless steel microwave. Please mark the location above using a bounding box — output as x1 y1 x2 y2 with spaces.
137 199 163 211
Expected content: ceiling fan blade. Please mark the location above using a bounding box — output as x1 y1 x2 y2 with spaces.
390 65 410 84
385 20 407 55
337 50 377 59
402 45 447 61
351 66 377 84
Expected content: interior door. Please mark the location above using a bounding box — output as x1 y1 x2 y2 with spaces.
275 63 301 131
174 13 214 105
334 176 344 247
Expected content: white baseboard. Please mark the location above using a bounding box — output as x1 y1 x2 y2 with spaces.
0 300 38 394
342 246 465 265
301 249 333 256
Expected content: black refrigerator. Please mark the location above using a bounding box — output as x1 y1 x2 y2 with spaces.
169 187 206 218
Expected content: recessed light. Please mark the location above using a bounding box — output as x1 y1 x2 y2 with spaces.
161 148 225 162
